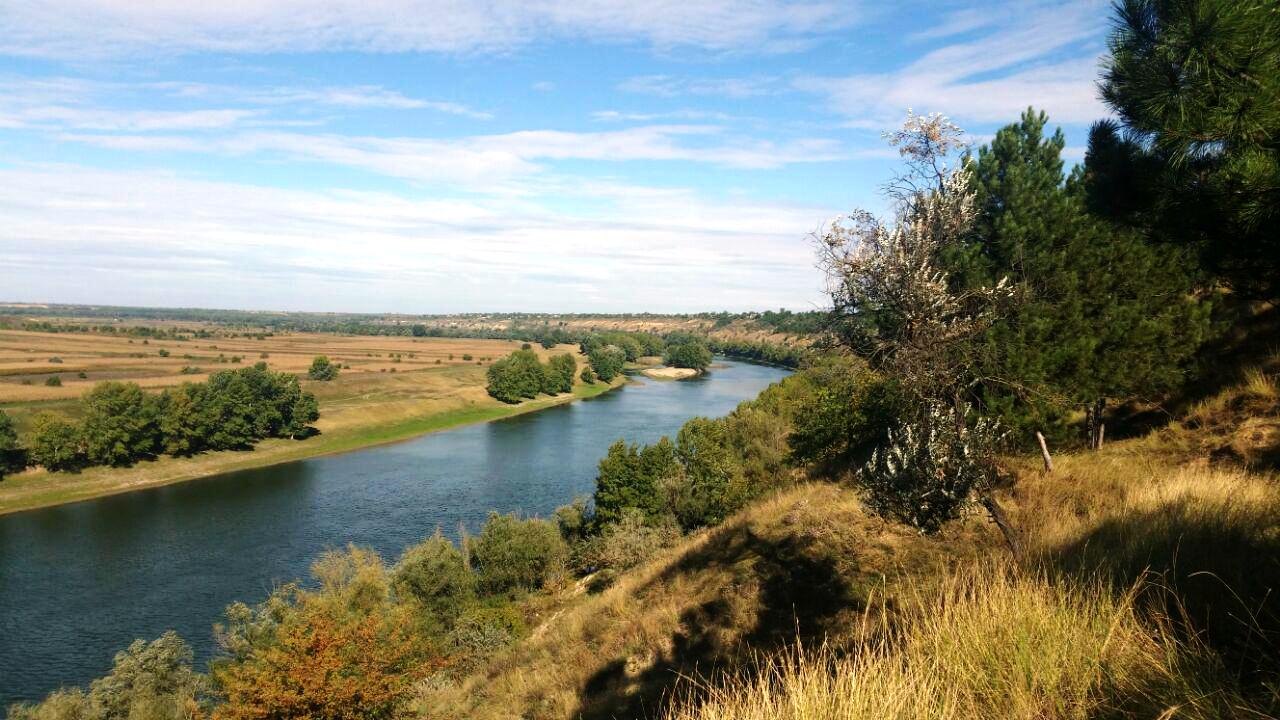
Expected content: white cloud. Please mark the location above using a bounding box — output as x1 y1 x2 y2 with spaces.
797 0 1109 126
592 109 733 122
907 8 994 42
0 0 858 59
56 124 848 188
0 106 257 131
619 75 779 99
0 164 828 312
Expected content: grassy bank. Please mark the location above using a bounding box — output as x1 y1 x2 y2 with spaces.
0 374 623 516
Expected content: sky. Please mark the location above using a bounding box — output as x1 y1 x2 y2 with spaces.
0 0 1112 314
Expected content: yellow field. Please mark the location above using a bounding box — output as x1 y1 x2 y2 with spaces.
0 326 541 404
0 326 617 514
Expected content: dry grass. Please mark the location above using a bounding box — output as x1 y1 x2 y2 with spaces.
0 326 541 405
667 565 1252 720
411 484 991 720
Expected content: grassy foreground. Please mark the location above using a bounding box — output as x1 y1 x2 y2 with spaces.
0 372 623 516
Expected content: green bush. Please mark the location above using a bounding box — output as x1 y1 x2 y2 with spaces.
580 367 595 384
0 410 25 480
485 349 546 404
664 341 713 371
8 632 205 720
469 512 568 595
27 412 87 472
306 355 339 381
392 531 475 626
44 376 61 387
448 604 525 664
593 438 678 526
574 509 679 575
788 360 903 467
587 345 626 382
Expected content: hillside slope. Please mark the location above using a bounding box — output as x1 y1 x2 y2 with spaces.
419 360 1280 720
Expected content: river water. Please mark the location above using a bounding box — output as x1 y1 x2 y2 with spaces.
0 360 790 705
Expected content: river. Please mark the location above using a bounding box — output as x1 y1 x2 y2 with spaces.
0 359 790 705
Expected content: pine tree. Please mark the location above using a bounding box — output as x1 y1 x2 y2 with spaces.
1091 0 1280 297
955 109 1211 444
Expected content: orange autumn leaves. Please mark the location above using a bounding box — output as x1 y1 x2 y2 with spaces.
210 546 445 720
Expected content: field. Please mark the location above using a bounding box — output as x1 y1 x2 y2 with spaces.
0 323 619 514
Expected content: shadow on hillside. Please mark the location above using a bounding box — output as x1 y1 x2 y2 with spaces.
1173 301 1280 414
1049 501 1280 689
574 523 865 720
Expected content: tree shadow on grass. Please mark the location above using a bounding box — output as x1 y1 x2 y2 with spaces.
1048 500 1280 694
573 522 866 720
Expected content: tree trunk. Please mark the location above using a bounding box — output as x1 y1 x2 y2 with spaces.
1035 431 1053 473
1085 397 1107 450
980 493 1022 559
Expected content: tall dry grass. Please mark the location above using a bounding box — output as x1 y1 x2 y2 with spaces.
668 564 1255 720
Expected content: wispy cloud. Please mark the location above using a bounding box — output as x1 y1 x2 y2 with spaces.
0 163 828 312
592 109 734 122
797 0 1109 126
619 75 780 99
56 124 848 188
0 1 859 59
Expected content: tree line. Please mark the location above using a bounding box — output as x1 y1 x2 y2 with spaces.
0 363 320 477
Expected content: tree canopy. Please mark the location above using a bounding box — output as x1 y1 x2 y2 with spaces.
1090 0 1280 297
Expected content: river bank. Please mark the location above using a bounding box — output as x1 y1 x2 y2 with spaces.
0 374 625 516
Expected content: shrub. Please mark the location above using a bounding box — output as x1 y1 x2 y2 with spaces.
860 402 1004 534
469 512 568 595
448 605 525 663
27 412 87 472
307 355 339 381
8 631 206 720
158 349 169 357
788 360 903 466
665 341 713 371
587 346 626 382
44 376 61 387
554 497 591 542
47 356 62 364
0 410 26 480
580 367 595 384
573 509 679 575
593 438 676 526
392 531 475 626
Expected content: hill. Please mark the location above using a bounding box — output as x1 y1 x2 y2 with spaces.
417 356 1280 719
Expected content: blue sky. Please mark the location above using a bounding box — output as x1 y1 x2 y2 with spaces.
0 0 1110 313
